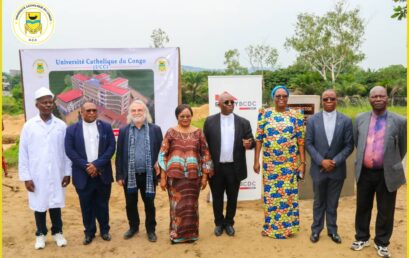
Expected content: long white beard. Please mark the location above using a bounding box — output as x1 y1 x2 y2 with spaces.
132 115 146 124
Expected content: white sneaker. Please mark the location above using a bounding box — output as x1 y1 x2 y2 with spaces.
34 234 46 250
52 233 67 247
374 244 391 258
351 240 370 251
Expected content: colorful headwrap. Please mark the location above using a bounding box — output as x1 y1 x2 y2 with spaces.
271 85 290 99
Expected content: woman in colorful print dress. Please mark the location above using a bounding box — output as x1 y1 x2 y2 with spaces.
158 104 213 244
253 85 306 239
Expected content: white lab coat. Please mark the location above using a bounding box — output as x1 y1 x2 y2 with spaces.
18 115 72 212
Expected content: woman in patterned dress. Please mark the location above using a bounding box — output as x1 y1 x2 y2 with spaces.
253 85 306 239
158 104 213 244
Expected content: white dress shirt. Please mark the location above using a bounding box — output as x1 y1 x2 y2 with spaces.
323 110 337 146
219 113 235 162
83 120 99 162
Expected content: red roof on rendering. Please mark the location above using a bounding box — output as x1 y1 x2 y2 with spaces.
57 89 83 103
94 73 109 80
110 77 128 87
101 84 128 95
72 74 90 81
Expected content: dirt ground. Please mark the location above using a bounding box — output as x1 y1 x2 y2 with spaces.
2 113 407 258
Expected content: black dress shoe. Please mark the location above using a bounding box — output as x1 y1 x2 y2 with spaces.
83 235 94 245
328 233 342 244
101 233 111 241
310 233 319 243
123 228 138 239
225 225 235 236
214 226 223 236
147 232 157 242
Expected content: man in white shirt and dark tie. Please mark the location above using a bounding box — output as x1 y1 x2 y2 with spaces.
65 101 116 245
305 89 354 244
204 92 255 237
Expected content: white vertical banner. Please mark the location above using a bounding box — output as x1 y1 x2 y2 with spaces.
208 75 263 201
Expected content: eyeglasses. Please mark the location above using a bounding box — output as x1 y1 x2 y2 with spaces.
85 109 97 113
223 100 235 106
274 95 288 99
179 115 192 119
322 97 336 102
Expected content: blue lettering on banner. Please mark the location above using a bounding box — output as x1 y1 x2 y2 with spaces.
127 58 146 65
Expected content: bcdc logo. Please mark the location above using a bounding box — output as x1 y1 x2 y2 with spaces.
12 3 54 45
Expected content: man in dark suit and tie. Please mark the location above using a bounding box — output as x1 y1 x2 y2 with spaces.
65 101 116 245
306 89 354 244
204 92 255 237
350 86 406 258
115 100 163 242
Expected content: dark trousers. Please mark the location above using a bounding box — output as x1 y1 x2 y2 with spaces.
355 168 397 247
311 178 344 235
75 177 112 237
34 208 62 236
124 174 156 233
209 163 241 227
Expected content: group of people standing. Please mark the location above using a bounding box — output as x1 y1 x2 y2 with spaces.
18 85 405 258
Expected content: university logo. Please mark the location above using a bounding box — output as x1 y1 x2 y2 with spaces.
25 12 42 34
155 57 169 73
12 3 54 44
32 59 48 76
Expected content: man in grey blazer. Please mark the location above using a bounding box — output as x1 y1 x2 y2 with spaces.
351 86 406 258
306 89 354 244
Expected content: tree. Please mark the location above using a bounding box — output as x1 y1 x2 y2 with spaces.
391 0 407 20
285 1 365 85
375 65 407 105
182 71 207 104
150 28 169 48
245 44 278 72
224 49 247 74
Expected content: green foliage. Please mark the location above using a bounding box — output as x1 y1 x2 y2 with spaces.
285 1 365 83
182 71 207 104
49 71 74 94
4 142 19 168
2 84 24 115
246 45 278 71
224 49 248 75
338 104 406 123
391 0 407 20
191 118 205 129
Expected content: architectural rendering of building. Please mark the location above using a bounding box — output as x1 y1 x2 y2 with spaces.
56 73 132 121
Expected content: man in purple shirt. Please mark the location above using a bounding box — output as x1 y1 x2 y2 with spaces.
351 86 406 258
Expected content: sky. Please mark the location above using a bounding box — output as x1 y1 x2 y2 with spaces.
2 0 407 72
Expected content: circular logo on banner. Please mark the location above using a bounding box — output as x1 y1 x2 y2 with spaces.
12 2 54 45
155 57 169 74
32 59 48 76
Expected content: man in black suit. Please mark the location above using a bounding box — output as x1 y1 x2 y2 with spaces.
204 92 255 237
305 89 354 244
65 102 116 245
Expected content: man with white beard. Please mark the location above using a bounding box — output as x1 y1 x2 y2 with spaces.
115 100 163 242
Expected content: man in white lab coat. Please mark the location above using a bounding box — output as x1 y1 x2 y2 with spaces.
18 87 72 250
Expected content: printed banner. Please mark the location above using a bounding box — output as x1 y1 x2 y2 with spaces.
19 48 180 132
208 75 263 201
